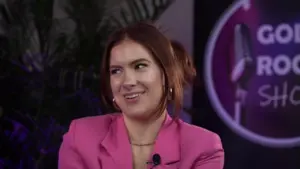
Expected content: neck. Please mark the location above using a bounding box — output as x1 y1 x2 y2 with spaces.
123 111 167 144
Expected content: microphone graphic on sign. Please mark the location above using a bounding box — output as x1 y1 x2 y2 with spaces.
230 23 255 126
146 153 161 168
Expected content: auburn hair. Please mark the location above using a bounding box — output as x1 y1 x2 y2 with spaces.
100 22 184 118
170 40 196 86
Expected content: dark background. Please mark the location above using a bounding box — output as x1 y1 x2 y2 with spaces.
1 0 300 168
193 0 300 169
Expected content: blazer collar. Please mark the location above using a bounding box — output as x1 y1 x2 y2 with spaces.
152 114 180 165
100 114 180 168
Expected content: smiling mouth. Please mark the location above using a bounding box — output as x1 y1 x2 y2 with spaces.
124 92 145 100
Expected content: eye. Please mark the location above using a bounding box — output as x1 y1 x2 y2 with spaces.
110 68 121 75
135 63 147 70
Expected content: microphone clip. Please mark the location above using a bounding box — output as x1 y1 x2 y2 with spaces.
146 153 161 168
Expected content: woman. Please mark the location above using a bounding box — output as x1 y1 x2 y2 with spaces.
58 22 224 169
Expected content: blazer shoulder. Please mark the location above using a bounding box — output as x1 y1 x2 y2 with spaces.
69 113 120 141
180 122 223 152
72 113 119 127
179 122 224 168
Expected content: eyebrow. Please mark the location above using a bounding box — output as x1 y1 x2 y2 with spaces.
109 58 150 69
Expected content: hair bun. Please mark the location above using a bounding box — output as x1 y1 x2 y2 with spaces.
170 40 196 86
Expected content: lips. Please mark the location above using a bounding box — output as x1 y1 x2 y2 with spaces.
123 92 145 100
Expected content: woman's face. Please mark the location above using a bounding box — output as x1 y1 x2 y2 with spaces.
109 39 165 119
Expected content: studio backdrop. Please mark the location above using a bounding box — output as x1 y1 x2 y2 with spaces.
195 0 300 169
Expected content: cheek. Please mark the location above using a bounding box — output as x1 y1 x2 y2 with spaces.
141 69 164 90
110 78 121 94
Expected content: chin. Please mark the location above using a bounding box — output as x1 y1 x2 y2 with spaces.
123 108 149 119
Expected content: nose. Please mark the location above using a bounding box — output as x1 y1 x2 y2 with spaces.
122 70 137 89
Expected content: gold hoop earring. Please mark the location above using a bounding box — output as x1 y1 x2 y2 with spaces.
168 88 173 100
112 98 120 110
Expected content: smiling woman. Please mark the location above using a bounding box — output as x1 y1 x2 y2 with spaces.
58 21 224 169
101 22 184 121
109 39 166 120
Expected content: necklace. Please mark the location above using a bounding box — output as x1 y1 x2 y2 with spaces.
130 141 155 146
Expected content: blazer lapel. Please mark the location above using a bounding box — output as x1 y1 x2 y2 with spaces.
100 115 133 168
151 114 181 169
99 114 181 169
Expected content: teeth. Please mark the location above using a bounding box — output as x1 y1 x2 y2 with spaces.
125 93 139 99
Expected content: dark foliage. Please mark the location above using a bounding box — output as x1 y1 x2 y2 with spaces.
0 0 174 168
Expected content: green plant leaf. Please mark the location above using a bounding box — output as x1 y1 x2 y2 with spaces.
109 0 175 27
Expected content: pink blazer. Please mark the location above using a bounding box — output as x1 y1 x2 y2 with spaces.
58 113 224 169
